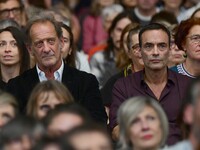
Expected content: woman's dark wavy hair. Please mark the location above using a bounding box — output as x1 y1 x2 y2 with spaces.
104 10 138 61
0 27 30 79
61 23 77 68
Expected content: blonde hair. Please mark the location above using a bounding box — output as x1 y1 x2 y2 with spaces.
0 91 18 114
26 80 74 119
117 96 168 150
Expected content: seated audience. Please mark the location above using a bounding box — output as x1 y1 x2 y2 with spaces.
0 115 45 150
90 11 135 88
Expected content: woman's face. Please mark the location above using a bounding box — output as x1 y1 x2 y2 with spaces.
61 27 72 59
0 31 20 67
121 0 137 8
129 106 162 150
111 18 132 50
0 103 15 128
98 0 115 7
128 33 144 67
168 39 185 67
163 0 182 9
183 25 200 61
36 91 65 119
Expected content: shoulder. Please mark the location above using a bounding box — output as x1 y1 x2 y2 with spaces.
64 65 97 81
8 68 37 83
169 69 191 79
163 140 192 150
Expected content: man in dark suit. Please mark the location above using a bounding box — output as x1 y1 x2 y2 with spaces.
6 13 107 124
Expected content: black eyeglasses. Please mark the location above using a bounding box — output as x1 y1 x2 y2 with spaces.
0 7 22 18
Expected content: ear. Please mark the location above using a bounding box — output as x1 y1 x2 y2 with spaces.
183 105 193 125
59 36 64 49
68 48 72 55
26 44 34 55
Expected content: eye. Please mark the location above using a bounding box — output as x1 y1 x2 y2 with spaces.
47 38 56 45
0 41 6 47
63 37 69 43
34 41 43 49
2 113 13 123
40 105 51 113
144 43 153 50
146 115 157 122
158 43 167 50
131 118 140 125
10 41 17 47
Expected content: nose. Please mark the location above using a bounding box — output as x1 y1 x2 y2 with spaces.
43 41 51 53
152 46 159 56
4 44 11 53
8 11 15 19
141 120 150 131
22 135 32 150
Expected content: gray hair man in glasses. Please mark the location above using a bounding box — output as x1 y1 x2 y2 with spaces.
0 0 26 27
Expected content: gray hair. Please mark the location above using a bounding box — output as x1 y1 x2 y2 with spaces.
0 19 21 30
117 96 168 150
25 12 62 45
101 4 124 23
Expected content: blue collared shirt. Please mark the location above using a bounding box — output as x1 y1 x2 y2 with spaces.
36 61 64 82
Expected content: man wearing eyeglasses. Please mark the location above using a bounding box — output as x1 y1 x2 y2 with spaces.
0 0 26 27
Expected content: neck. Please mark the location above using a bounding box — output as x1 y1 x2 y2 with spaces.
189 130 198 150
144 67 168 84
38 60 62 77
133 63 144 72
138 7 157 17
184 59 200 77
165 7 180 16
1 64 20 83
134 146 159 150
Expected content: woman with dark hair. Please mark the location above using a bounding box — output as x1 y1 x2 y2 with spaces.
61 23 91 72
61 23 76 68
90 11 136 88
0 26 30 88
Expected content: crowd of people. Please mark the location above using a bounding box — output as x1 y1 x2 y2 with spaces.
0 0 200 150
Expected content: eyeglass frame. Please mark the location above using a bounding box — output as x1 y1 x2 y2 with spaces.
187 34 200 44
0 7 22 18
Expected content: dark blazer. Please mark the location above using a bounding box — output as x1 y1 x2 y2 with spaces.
6 64 107 124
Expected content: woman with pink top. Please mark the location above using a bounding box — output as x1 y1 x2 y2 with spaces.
82 0 117 54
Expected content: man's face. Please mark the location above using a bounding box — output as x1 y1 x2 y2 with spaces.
0 0 22 25
140 29 170 71
29 21 63 70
